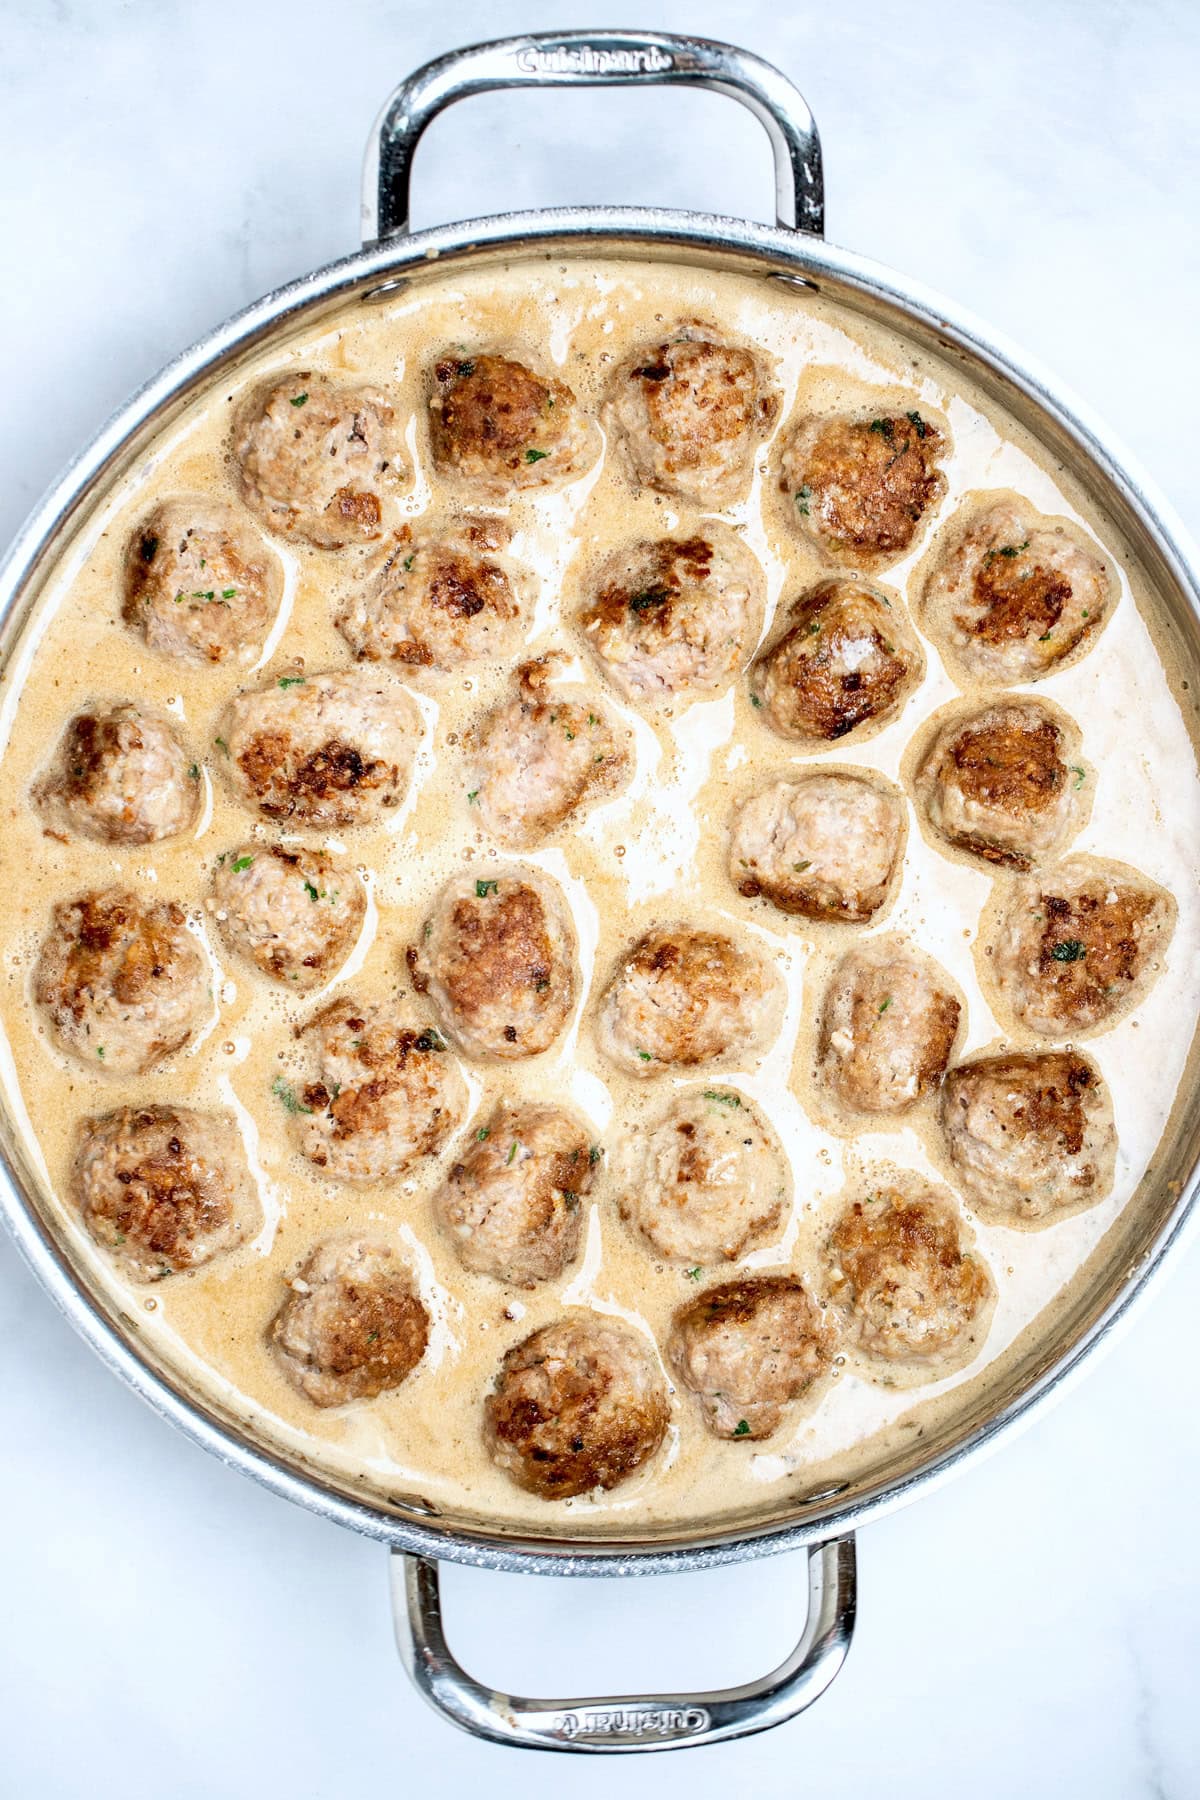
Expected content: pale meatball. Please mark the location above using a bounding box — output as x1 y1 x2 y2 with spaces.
779 408 948 570
730 770 905 923
72 1105 257 1282
750 578 923 746
988 855 1176 1038
469 658 629 846
123 496 280 666
219 668 417 828
34 889 209 1074
668 1276 834 1439
921 498 1115 684
234 373 399 548
427 351 597 494
33 702 200 845
269 1237 429 1407
597 925 781 1078
817 935 962 1116
915 699 1086 871
287 996 466 1184
334 516 525 669
208 844 365 990
604 324 780 507
408 868 578 1061
939 1049 1116 1225
825 1185 994 1368
485 1316 669 1499
616 1085 788 1265
433 1102 594 1287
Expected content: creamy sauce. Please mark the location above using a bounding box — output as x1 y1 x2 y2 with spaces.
2 256 1198 1542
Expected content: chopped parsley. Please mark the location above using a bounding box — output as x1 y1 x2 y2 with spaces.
221 587 237 600
589 1144 603 1166
703 1090 741 1108
277 675 306 689
792 859 812 873
749 692 762 709
402 554 415 572
906 409 928 438
290 392 309 407
878 994 893 1014
636 1049 653 1062
231 854 254 872
466 789 479 804
414 1028 446 1053
524 447 549 464
303 880 320 902
685 1267 702 1281
733 1419 751 1437
506 1139 520 1165
214 736 230 755
475 878 499 898
191 589 215 601
366 1331 379 1344
628 587 670 613
1070 765 1087 789
869 418 894 438
96 1046 105 1060
476 1126 490 1141
455 360 475 378
188 763 200 780
1050 939 1087 963
984 539 1029 565
795 485 812 516
272 1075 312 1115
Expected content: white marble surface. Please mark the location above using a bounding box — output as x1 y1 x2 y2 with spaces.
2 1 1199 1793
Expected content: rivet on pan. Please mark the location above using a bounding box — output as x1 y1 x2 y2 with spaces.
769 271 820 293
362 277 412 305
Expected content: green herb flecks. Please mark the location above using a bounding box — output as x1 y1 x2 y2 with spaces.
1050 939 1087 963
636 1049 653 1062
878 994 893 1014
524 448 549 464
475 879 499 898
685 1267 702 1281
703 1091 742 1108
277 675 306 689
1070 765 1087 789
506 1140 520 1166
272 1075 312 1115
795 485 812 516
290 392 308 407
906 409 928 438
869 418 894 438
476 1126 490 1141
231 855 254 873
303 881 320 902
628 587 671 614
733 1419 751 1437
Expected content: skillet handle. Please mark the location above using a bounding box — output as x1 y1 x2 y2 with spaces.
362 30 824 243
389 1536 856 1755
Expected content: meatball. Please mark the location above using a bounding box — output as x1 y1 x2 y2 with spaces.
604 324 780 507
34 888 209 1074
122 496 280 666
234 373 399 549
779 408 948 570
749 578 923 746
578 527 765 706
485 1316 669 1499
939 1049 1116 1225
915 699 1086 871
730 770 905 923
469 658 629 846
208 844 365 990
817 935 962 1116
334 516 525 669
616 1085 788 1265
269 1237 429 1407
920 498 1115 684
427 351 597 495
219 668 418 829
668 1276 834 1439
32 702 200 845
408 868 578 1062
988 855 1176 1038
825 1184 994 1368
433 1102 594 1287
71 1104 257 1282
596 924 781 1078
287 996 466 1184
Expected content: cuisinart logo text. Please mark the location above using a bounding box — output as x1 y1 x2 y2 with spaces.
515 44 674 76
555 1706 709 1740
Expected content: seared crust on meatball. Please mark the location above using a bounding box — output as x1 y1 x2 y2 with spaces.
597 925 781 1078
234 373 399 549
122 496 281 665
469 658 629 847
730 770 905 923
33 702 200 845
335 516 525 669
604 324 780 507
939 1049 1116 1225
779 408 948 570
988 855 1176 1038
750 578 923 746
668 1276 834 1439
427 352 597 494
921 498 1115 684
485 1316 669 1498
220 668 417 828
616 1085 788 1265
817 935 962 1116
34 888 208 1074
826 1184 994 1367
578 526 764 706
270 1237 429 1407
72 1105 256 1282
434 1102 593 1287
409 868 578 1062
289 996 465 1184
915 698 1086 871
208 844 365 990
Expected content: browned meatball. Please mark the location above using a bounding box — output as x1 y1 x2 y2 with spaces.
208 844 365 990
779 408 948 570
915 699 1087 870
32 702 200 845
749 579 924 746
335 517 526 669
71 1105 257 1282
427 352 597 494
269 1237 429 1407
817 935 962 1116
668 1276 834 1439
939 1049 1116 1224
597 925 781 1078
408 868 578 1061
485 1316 669 1499
234 373 400 548
604 325 780 507
433 1102 594 1286
122 496 282 665
729 770 905 923
989 855 1176 1038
